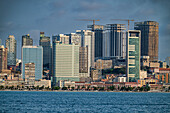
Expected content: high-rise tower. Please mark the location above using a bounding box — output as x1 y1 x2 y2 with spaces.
134 21 159 62
22 34 33 46
5 35 17 66
103 24 126 59
126 30 141 82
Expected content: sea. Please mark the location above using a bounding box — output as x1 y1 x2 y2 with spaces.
0 91 169 113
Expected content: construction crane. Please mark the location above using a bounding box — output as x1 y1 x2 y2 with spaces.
111 19 134 30
76 19 100 25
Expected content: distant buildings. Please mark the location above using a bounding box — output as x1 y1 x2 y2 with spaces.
69 33 81 46
103 24 126 59
53 34 70 44
39 32 52 71
165 57 170 67
126 30 141 82
5 35 17 66
135 21 159 62
0 45 8 72
22 34 33 46
95 59 112 70
22 46 43 80
52 42 79 86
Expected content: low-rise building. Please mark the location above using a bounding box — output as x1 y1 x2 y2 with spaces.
35 79 51 88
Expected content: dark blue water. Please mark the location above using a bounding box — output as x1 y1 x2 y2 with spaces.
0 91 169 113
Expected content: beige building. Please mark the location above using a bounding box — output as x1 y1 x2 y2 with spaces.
141 56 150 67
25 63 35 86
140 70 147 79
91 69 102 81
95 59 112 69
58 80 75 88
0 45 8 72
35 79 51 88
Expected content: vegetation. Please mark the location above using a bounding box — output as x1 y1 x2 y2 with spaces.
102 67 126 75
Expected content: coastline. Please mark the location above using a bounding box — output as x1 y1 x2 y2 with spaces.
0 89 169 93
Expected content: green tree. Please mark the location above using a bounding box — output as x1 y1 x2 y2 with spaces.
54 86 60 90
109 86 115 91
62 87 67 90
139 87 144 91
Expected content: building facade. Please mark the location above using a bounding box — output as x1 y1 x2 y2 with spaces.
52 42 79 86
126 30 141 82
22 46 43 80
39 32 52 71
5 35 17 66
25 63 35 86
103 24 126 59
22 34 33 46
88 25 104 58
134 21 159 62
76 30 95 69
0 45 8 72
53 34 69 44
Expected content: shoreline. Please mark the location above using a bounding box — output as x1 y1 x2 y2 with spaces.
0 90 169 93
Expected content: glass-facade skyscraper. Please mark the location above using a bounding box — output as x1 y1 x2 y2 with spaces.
126 30 141 82
22 46 43 80
5 35 17 66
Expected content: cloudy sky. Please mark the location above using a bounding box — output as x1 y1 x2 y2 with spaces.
0 0 170 60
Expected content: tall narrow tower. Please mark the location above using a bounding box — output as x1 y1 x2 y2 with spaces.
5 35 17 66
126 30 141 82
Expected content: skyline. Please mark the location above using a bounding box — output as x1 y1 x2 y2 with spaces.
0 0 170 60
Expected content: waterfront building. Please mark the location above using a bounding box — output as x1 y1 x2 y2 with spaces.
126 30 141 82
0 45 8 72
135 21 159 62
39 32 52 71
5 35 17 66
52 42 79 86
76 30 95 69
22 46 43 80
34 79 51 88
25 63 35 86
159 61 167 68
22 34 33 46
165 57 170 67
103 24 126 59
88 25 104 58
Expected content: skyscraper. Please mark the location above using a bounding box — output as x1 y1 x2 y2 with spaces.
22 46 43 80
52 42 79 86
88 25 104 58
103 24 126 59
5 35 17 66
126 30 141 82
22 34 33 46
53 34 69 44
0 45 7 72
134 21 159 62
67 33 81 46
39 32 52 71
76 30 95 68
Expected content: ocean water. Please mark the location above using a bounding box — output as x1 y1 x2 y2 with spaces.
0 91 169 113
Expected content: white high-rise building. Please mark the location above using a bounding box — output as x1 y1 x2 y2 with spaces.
76 30 95 77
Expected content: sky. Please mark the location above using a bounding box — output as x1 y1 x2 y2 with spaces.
0 0 170 60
